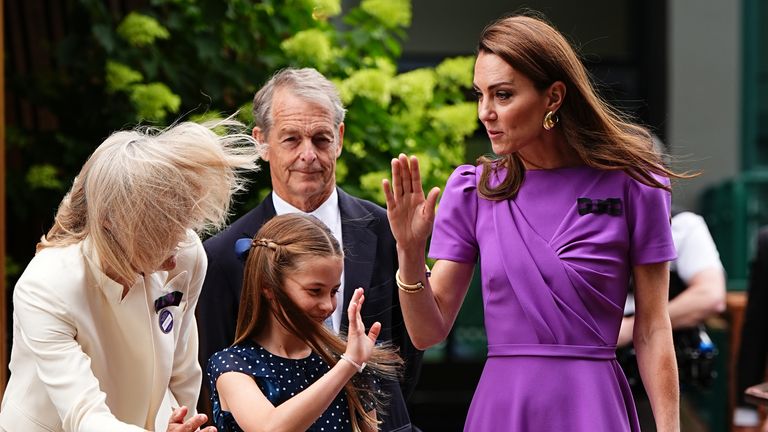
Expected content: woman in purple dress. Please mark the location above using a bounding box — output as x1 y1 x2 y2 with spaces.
382 14 685 432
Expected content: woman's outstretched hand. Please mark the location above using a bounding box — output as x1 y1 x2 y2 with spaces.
166 406 216 432
382 154 441 249
342 288 381 369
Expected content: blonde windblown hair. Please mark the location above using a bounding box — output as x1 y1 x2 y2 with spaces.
38 118 264 284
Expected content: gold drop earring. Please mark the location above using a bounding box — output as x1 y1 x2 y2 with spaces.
543 111 559 130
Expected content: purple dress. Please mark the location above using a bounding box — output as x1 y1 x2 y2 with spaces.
429 164 676 432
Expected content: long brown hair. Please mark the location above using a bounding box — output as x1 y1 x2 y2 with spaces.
235 213 402 431
476 13 690 200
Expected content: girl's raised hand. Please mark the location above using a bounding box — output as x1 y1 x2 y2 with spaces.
382 154 441 250
342 288 380 369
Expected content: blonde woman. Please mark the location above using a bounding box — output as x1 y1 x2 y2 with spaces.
0 120 262 432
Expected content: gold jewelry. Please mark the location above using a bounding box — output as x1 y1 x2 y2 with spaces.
395 266 431 294
340 354 366 373
543 110 559 130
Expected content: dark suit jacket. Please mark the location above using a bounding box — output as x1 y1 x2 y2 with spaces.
197 187 421 431
737 226 768 405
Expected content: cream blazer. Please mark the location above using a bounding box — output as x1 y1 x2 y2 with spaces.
0 231 205 432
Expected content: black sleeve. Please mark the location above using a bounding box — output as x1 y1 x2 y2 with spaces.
365 201 424 401
737 227 768 405
196 243 240 371
388 236 424 401
395 315 424 401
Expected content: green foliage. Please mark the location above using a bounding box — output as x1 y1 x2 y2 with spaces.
340 67 394 107
392 68 437 111
430 103 479 142
129 83 182 121
26 165 65 191
360 0 412 28
116 12 171 47
6 0 478 281
436 56 476 89
105 61 143 92
305 0 342 18
280 29 335 71
334 53 478 200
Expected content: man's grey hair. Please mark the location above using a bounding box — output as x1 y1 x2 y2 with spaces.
252 68 347 140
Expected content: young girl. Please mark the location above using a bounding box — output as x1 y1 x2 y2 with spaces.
207 214 402 432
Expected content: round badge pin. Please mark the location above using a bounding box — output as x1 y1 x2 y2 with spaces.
159 309 174 334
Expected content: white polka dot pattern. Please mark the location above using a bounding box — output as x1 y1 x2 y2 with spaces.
206 341 352 431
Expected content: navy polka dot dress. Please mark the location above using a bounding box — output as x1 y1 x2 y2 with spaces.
207 340 352 432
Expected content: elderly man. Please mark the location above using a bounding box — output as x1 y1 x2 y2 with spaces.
198 67 421 431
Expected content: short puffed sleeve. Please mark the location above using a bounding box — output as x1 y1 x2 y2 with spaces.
626 174 677 266
428 165 479 263
207 346 270 382
207 344 279 432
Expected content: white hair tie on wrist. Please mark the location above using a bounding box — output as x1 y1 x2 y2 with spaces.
340 354 366 373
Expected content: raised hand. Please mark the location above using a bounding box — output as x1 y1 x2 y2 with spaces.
342 288 381 368
382 154 441 250
166 406 217 432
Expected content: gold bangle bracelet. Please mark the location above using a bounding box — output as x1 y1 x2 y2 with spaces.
395 266 431 294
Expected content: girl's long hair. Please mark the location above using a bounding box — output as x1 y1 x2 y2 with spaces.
235 213 402 431
476 13 692 200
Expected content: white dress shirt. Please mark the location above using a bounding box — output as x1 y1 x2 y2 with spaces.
272 190 344 333
669 211 724 281
624 211 724 316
